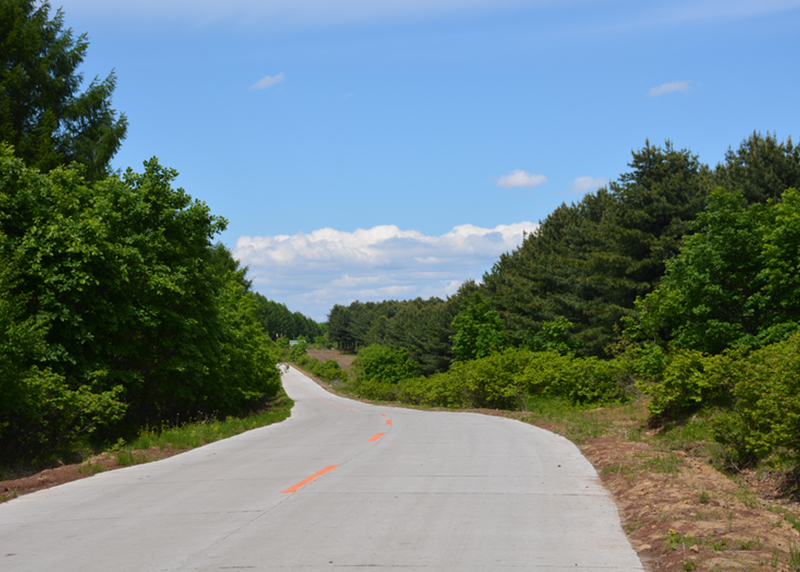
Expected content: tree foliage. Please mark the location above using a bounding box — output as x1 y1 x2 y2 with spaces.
0 148 281 463
451 292 506 362
634 187 800 354
0 0 127 179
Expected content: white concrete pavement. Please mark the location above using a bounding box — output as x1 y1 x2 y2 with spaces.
0 366 644 571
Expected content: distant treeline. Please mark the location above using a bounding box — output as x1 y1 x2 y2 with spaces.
252 295 325 342
329 132 800 369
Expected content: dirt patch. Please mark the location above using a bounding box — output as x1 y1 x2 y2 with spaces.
307 347 356 371
582 436 800 571
0 448 184 501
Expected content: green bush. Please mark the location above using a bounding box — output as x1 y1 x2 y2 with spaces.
636 349 737 417
352 344 417 385
717 334 800 464
520 351 628 404
398 373 468 408
289 340 308 363
396 348 627 410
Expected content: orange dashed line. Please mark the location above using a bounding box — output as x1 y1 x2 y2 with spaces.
380 414 387 417
385 419 392 425
282 465 338 493
368 432 385 442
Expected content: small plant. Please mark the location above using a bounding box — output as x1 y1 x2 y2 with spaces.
681 559 698 571
699 490 710 504
734 487 759 509
0 489 18 503
772 547 782 567
638 452 682 474
735 537 763 550
710 537 731 551
115 451 147 467
603 464 635 479
790 543 800 572
78 460 105 475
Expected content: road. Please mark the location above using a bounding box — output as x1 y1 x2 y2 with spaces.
0 366 644 571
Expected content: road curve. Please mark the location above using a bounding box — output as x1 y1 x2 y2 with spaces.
0 366 644 571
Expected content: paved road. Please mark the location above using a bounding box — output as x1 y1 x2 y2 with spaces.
0 366 643 571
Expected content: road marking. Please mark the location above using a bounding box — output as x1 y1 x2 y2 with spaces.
385 420 392 425
380 414 387 417
367 432 385 442
282 465 338 493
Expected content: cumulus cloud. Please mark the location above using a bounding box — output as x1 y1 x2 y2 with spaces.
234 222 536 320
251 73 285 90
496 170 548 189
648 80 692 97
568 176 607 193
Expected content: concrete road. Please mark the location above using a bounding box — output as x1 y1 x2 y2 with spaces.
0 366 644 571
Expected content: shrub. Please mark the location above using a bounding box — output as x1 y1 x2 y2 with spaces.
352 344 417 385
718 334 800 464
637 349 737 417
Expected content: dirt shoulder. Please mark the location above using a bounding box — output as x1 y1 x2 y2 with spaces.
0 448 184 502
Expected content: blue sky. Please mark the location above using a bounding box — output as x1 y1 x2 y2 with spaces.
56 0 800 321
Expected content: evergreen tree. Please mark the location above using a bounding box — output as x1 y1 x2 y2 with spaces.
0 0 127 179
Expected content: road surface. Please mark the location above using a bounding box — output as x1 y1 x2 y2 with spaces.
0 366 644 571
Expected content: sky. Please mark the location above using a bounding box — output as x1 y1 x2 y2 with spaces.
54 0 800 321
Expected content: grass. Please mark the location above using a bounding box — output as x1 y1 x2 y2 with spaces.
523 396 644 444
638 451 683 474
790 543 800 571
120 392 293 456
769 505 800 534
77 460 105 475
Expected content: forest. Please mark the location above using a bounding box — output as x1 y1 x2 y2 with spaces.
0 1 322 466
326 132 800 469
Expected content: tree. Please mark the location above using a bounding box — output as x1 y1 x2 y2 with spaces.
0 0 127 179
0 148 281 439
634 187 800 354
451 292 506 362
714 132 800 205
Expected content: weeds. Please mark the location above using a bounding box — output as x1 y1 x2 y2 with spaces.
77 460 105 475
769 505 800 534
115 451 147 467
0 489 18 503
637 451 683 474
790 543 800 571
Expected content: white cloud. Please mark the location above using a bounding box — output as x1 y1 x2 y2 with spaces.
251 73 285 90
496 170 548 189
648 80 692 97
234 222 536 320
568 176 607 193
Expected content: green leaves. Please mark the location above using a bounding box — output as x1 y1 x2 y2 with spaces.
0 1 127 179
451 293 506 362
0 150 280 464
635 186 800 354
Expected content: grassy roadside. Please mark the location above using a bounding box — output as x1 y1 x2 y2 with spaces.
0 390 294 502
